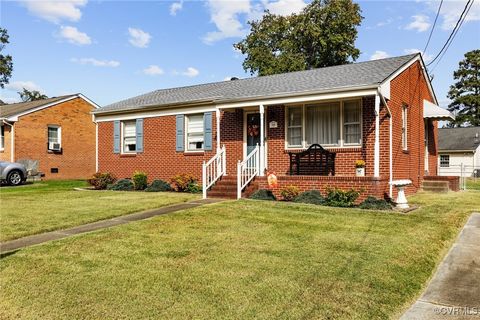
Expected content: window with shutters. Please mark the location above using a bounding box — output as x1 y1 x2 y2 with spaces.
122 120 136 153
186 114 204 151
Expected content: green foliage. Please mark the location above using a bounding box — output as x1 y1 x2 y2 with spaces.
280 185 300 201
294 190 325 205
132 171 148 190
249 189 277 201
324 187 360 207
234 0 363 76
359 196 392 210
107 179 134 191
18 88 48 102
145 179 172 192
0 28 13 89
87 172 116 190
186 182 201 194
447 49 480 127
171 173 197 192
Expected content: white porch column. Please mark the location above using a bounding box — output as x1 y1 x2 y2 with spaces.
259 104 265 176
215 108 221 151
374 93 380 178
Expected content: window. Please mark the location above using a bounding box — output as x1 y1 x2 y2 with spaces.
402 104 408 150
47 125 61 151
186 114 204 151
0 125 4 150
122 121 137 153
440 155 450 168
287 107 303 147
343 101 361 145
286 100 361 148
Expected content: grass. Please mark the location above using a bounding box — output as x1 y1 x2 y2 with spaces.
466 177 480 190
0 180 199 241
0 191 478 319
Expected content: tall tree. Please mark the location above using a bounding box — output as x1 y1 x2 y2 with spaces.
18 88 48 102
0 28 13 88
447 50 480 127
234 0 363 76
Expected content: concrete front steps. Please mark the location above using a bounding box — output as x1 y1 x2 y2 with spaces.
422 180 449 193
207 175 259 199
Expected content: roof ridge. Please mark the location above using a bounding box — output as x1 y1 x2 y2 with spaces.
0 94 77 107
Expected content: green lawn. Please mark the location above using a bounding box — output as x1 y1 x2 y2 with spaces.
466 178 480 190
0 180 199 241
1 191 478 319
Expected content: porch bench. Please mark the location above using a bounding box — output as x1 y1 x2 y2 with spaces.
288 144 336 176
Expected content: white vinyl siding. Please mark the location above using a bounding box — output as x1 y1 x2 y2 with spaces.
186 114 204 151
286 99 362 149
122 120 136 153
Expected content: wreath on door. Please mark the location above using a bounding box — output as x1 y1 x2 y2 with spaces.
248 124 259 137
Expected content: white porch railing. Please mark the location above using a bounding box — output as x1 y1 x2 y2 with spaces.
202 145 226 199
237 144 260 199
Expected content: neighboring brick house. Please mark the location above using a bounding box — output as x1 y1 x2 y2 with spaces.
0 94 99 179
94 54 453 200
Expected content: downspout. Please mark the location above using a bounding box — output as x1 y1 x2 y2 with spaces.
2 120 15 162
378 89 393 199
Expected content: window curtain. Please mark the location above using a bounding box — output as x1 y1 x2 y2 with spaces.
343 101 361 144
305 103 340 145
287 107 302 146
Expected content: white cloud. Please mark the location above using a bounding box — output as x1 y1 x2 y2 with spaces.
435 0 480 30
263 0 306 16
71 58 120 67
405 14 431 32
128 27 151 48
143 65 164 76
170 0 183 16
203 0 251 44
183 67 199 77
5 80 42 92
20 0 87 24
58 25 91 45
403 48 433 62
370 51 390 60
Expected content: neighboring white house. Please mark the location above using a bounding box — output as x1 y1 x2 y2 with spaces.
438 126 480 177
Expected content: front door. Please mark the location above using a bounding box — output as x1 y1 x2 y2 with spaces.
246 113 261 155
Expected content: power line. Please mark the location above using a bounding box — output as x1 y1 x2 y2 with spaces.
430 0 474 72
423 0 443 55
426 0 473 67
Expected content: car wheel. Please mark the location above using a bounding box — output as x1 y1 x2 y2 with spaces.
7 170 23 186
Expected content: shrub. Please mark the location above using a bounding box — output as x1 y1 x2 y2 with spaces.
280 185 300 201
132 171 148 190
294 190 325 205
249 189 277 201
359 196 392 210
107 179 134 191
171 173 196 192
145 179 172 192
324 187 360 207
186 182 201 194
87 172 116 190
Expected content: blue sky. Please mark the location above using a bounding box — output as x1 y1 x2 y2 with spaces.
1 0 479 108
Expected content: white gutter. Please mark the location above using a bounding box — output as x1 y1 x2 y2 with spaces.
378 89 393 199
2 120 15 162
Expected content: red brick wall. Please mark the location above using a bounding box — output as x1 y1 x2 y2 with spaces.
11 97 96 180
389 61 436 195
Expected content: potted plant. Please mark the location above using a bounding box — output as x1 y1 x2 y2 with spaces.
355 160 365 177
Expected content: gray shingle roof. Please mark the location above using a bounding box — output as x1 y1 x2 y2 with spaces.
439 127 480 151
95 54 418 114
0 95 77 118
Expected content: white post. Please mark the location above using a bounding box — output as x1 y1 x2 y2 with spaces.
259 104 265 176
237 160 242 199
222 145 226 175
256 144 260 175
374 93 380 178
202 161 207 199
216 108 221 152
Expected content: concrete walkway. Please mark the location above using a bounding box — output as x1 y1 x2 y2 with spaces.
401 212 480 320
0 198 222 254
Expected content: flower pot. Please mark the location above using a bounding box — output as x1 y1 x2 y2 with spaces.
356 167 365 177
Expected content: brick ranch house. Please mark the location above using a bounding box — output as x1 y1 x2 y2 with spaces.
0 94 99 179
94 54 454 200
